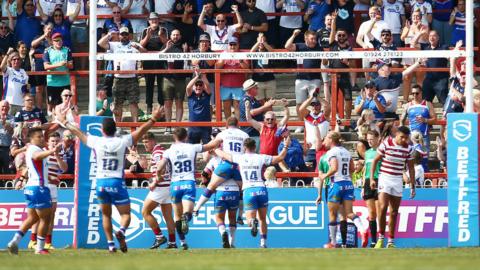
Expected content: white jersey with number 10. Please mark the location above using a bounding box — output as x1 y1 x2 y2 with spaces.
217 128 249 156
86 135 133 179
232 153 272 189
325 146 352 182
163 143 203 182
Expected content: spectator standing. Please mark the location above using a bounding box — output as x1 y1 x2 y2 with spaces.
37 3 81 49
331 0 355 44
431 0 454 45
250 33 276 104
152 0 176 36
317 13 333 99
15 0 42 49
95 0 118 40
418 30 450 105
102 4 133 36
173 0 197 47
285 29 323 132
2 0 17 18
191 34 216 108
186 71 212 144
255 0 277 47
98 27 146 122
216 36 249 120
43 32 74 113
59 129 75 175
238 0 268 49
0 100 14 174
31 23 53 110
1 48 29 112
17 42 31 79
378 0 405 47
353 80 387 120
96 85 113 116
305 0 331 32
120 0 149 41
449 0 466 46
140 12 168 114
277 127 309 184
276 0 306 47
410 0 433 26
159 29 188 131
197 4 242 51
196 0 215 27
0 21 15 55
35 0 65 16
14 93 48 129
67 0 88 70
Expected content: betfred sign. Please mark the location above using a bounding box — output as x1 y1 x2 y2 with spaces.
447 113 480 247
0 203 74 230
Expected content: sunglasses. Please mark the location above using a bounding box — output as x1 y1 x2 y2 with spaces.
0 26 7 29
412 92 421 95
54 14 63 17
113 11 121 14
11 58 20 61
63 94 73 97
382 33 391 36
53 39 62 42
25 99 34 102
216 20 225 22
265 118 275 121
120 33 129 36
337 34 346 37
229 43 238 46
195 83 204 86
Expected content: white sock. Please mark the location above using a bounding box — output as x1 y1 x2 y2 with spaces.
229 226 236 245
10 232 23 245
260 238 266 246
37 236 45 252
329 224 337 245
352 216 365 232
238 201 244 218
218 224 226 235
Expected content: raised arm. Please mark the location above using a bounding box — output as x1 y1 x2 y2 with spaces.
245 101 263 132
402 60 421 77
285 29 301 51
271 136 291 164
232 5 243 28
36 0 49 22
32 144 61 161
98 32 112 51
68 0 82 23
17 0 24 14
6 2 15 31
121 0 133 15
197 4 208 31
182 3 194 25
0 48 13 73
131 107 165 144
298 94 314 120
278 99 290 127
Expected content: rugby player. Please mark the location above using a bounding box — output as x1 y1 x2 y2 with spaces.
7 127 59 255
214 137 290 248
370 126 415 248
193 117 249 223
153 127 217 250
315 131 367 248
58 107 164 253
141 132 176 249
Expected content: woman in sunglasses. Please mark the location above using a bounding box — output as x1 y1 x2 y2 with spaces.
1 48 29 112
37 2 81 49
53 89 78 125
15 0 42 49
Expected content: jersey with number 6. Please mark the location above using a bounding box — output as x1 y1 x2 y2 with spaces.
163 142 203 182
217 127 249 156
325 146 352 182
86 135 133 179
232 153 272 189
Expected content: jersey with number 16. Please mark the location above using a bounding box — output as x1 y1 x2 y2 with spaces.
217 128 249 156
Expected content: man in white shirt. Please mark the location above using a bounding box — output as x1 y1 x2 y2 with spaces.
120 0 149 41
198 4 243 51
98 26 146 122
379 0 406 46
410 0 432 26
276 0 306 46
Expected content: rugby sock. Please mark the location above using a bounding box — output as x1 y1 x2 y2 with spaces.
108 241 115 251
119 227 127 235
378 234 385 240
46 234 52 244
352 215 365 232
238 193 244 218
260 234 267 246
388 238 394 244
175 221 183 233
30 233 37 242
168 233 176 243
36 236 45 252
328 222 337 245
340 221 348 246
195 189 214 210
10 231 24 245
229 225 236 245
185 212 193 222
153 227 163 236
369 219 377 243
178 232 186 244
217 223 226 235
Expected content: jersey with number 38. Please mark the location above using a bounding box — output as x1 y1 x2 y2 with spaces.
232 153 272 189
217 128 249 156
325 146 352 182
163 143 203 182
87 135 133 179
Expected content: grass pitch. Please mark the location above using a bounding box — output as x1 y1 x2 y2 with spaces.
0 248 478 270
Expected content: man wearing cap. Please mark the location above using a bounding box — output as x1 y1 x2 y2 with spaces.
43 32 74 113
365 28 401 69
277 126 309 185
191 34 216 108
216 36 250 120
374 60 421 119
186 71 212 144
140 12 169 114
98 26 146 122
198 4 243 51
239 79 276 149
354 81 387 120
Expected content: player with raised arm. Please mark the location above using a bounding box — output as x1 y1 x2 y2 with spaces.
215 137 291 248
193 117 249 223
153 127 217 250
57 107 164 253
371 126 415 248
316 131 367 248
7 127 60 255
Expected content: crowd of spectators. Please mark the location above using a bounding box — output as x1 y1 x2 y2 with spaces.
1 0 480 188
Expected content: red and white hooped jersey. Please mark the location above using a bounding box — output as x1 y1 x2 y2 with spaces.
377 137 414 182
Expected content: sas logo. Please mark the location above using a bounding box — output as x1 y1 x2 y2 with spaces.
453 120 472 142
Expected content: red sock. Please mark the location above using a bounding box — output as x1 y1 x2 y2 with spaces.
168 233 176 243
31 233 37 241
46 234 52 244
153 227 161 236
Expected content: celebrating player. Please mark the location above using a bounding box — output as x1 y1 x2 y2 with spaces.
7 127 60 255
153 127 216 250
363 130 381 247
58 107 164 253
215 137 290 248
370 126 415 248
141 132 176 249
193 117 249 223
315 131 367 248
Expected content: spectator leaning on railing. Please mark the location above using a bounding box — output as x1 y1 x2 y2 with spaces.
186 70 212 144
1 47 29 113
0 100 14 174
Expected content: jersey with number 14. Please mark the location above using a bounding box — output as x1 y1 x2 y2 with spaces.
232 153 272 189
163 143 203 182
325 146 352 182
87 135 133 179
217 128 249 155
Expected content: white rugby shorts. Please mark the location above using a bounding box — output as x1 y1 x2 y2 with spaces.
378 174 403 197
146 186 171 204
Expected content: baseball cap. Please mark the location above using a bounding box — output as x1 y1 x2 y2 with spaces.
149 12 159 20
364 80 376 89
52 32 63 40
376 61 392 70
242 79 258 91
310 98 321 106
119 27 129 34
199 34 210 42
275 125 289 137
212 128 221 137
228 36 238 44
381 28 392 34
